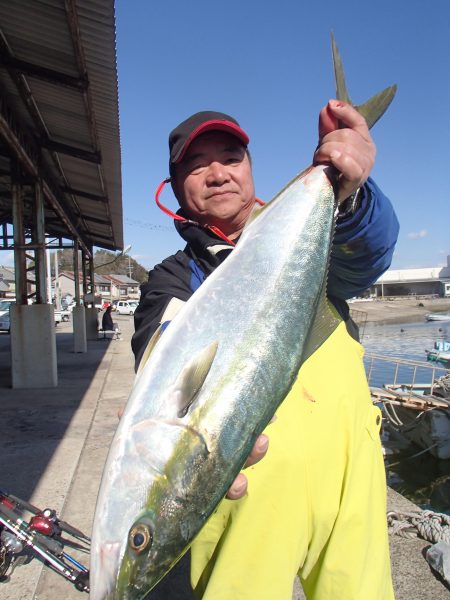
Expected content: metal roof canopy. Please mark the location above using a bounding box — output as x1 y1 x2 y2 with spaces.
0 0 122 256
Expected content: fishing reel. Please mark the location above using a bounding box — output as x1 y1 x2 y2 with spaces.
0 489 90 592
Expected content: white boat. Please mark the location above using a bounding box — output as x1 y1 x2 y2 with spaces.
425 313 450 322
425 340 450 368
365 354 450 459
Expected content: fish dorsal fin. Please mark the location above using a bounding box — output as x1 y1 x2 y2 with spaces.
302 290 341 364
331 32 397 130
136 323 164 376
172 341 219 418
244 201 271 228
137 298 187 377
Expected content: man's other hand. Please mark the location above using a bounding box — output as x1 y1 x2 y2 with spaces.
314 100 376 203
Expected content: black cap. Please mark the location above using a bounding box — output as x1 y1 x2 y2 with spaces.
169 111 249 165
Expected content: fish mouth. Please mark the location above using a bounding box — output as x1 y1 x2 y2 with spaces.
89 540 122 600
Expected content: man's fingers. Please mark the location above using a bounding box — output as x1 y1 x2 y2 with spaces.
118 405 124 419
226 417 276 501
227 435 269 500
325 100 371 141
226 473 248 500
244 434 269 468
318 103 339 139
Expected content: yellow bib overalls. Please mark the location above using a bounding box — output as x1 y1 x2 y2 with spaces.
190 322 394 600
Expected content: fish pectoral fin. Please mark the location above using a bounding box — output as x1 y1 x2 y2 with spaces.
172 341 219 418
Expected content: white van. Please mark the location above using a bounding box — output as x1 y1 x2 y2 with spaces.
116 300 137 315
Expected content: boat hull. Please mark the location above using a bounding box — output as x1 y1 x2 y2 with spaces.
425 314 450 322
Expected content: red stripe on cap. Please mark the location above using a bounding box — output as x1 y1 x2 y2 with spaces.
173 120 249 164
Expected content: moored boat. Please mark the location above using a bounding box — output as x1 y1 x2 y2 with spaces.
426 341 450 367
365 353 450 459
425 313 450 322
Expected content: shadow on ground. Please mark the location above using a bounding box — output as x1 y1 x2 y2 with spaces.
0 326 111 501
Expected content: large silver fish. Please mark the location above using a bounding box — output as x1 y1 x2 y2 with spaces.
90 37 396 600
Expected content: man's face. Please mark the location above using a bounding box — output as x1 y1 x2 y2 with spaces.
172 131 256 239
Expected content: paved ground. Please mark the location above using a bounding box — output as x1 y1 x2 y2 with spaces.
0 315 448 599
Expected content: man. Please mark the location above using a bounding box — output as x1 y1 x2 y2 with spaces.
132 104 399 599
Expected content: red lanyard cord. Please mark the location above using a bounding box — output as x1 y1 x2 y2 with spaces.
154 178 266 246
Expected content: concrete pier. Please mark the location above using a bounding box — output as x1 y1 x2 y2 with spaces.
72 305 87 353
9 304 57 389
0 317 448 599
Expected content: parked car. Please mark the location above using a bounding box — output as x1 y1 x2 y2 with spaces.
116 300 137 315
111 300 119 311
0 310 11 332
60 309 71 322
0 300 14 333
62 300 76 312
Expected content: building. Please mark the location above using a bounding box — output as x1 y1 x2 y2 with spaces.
54 271 139 302
0 266 36 299
104 274 140 301
372 255 450 298
0 266 14 298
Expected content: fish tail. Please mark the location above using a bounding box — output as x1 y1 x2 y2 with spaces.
331 32 397 129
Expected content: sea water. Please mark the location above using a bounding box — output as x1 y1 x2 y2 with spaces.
361 319 450 513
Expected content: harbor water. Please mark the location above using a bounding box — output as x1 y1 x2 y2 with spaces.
361 318 450 514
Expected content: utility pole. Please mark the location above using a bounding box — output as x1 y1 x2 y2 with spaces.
54 251 61 310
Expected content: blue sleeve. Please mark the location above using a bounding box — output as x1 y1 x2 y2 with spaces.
327 177 399 299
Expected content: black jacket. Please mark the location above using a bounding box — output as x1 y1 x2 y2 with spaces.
133 218 356 371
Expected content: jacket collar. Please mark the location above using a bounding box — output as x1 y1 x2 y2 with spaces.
174 210 235 273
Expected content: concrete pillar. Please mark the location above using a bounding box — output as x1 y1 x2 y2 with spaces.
85 306 99 340
73 305 87 353
10 305 57 388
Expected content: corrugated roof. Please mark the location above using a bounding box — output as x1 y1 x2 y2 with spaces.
0 0 122 252
106 274 139 285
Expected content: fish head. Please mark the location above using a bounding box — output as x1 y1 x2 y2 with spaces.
114 508 185 598
92 477 195 599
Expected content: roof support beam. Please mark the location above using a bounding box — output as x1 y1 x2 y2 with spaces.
41 138 101 164
81 215 111 226
61 186 107 202
0 94 92 257
0 53 89 90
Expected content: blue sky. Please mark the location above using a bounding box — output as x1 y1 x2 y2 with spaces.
115 0 449 272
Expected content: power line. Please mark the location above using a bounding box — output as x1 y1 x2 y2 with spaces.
125 218 172 232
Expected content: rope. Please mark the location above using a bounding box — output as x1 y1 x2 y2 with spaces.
386 442 439 468
435 373 450 395
388 510 450 544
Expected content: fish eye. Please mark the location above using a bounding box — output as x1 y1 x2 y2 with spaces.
129 523 153 553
